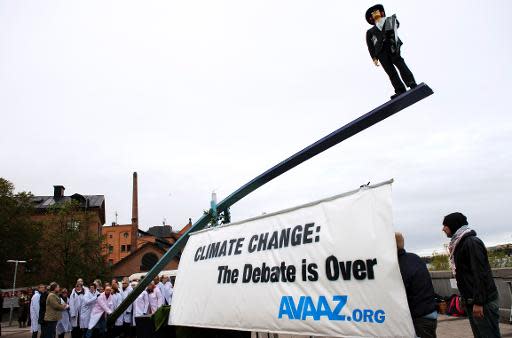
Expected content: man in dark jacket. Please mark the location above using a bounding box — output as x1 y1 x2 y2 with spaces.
443 212 501 338
38 287 49 336
395 232 437 338
365 4 417 99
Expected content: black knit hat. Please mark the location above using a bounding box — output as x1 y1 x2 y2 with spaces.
443 212 468 234
365 4 385 25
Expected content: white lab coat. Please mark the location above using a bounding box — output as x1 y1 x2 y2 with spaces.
157 282 165 302
56 297 72 335
87 293 114 330
112 292 124 327
80 290 97 329
30 291 40 333
163 282 173 305
121 286 133 324
157 282 173 305
68 289 84 328
148 287 164 314
132 291 149 326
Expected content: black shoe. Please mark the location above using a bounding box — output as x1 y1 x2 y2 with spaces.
390 90 406 100
409 82 417 89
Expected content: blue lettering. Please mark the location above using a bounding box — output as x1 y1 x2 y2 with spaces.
290 296 306 320
352 309 363 322
331 295 347 321
363 309 374 323
374 309 386 323
301 297 316 320
278 296 293 319
315 296 333 320
278 295 385 324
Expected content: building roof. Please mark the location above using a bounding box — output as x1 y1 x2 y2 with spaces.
30 194 105 209
147 225 173 238
31 194 106 224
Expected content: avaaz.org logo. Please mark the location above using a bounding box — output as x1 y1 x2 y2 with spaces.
278 295 386 323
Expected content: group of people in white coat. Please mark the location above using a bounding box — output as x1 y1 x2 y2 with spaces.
29 275 173 338
132 275 173 320
29 282 71 338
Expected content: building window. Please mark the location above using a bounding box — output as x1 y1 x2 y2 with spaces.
121 245 126 252
67 220 80 231
123 232 129 238
109 234 113 239
108 245 113 253
127 245 132 252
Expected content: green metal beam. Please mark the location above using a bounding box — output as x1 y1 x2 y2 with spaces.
107 83 433 325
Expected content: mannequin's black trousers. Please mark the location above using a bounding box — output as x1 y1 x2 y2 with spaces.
378 51 416 94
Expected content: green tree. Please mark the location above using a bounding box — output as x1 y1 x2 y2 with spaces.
430 252 450 271
39 200 110 288
488 249 512 268
0 178 42 288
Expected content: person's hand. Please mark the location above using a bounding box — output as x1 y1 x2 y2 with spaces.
472 304 484 320
373 58 379 67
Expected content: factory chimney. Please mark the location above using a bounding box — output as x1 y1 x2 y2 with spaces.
131 172 138 252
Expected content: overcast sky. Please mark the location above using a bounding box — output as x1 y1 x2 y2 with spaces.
1 0 511 255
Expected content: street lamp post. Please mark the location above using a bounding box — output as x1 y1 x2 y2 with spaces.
6 260 26 326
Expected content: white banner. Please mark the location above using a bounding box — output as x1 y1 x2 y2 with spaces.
170 180 415 337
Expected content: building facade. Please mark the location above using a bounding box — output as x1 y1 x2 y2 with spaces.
31 185 105 235
102 172 191 277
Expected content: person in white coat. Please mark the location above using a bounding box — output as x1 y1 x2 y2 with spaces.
158 275 173 305
132 287 149 327
79 285 98 333
68 284 85 338
56 289 72 338
30 285 45 338
120 279 134 337
147 282 164 314
111 282 124 337
156 276 165 301
85 286 113 338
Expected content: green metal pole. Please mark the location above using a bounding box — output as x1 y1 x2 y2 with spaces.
108 83 433 325
107 212 211 326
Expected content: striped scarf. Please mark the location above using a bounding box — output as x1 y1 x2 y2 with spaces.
448 225 473 275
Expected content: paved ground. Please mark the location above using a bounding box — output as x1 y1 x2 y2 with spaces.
1 316 511 337
436 315 512 338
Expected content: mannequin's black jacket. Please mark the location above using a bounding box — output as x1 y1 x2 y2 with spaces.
397 249 436 318
366 20 403 59
453 230 498 305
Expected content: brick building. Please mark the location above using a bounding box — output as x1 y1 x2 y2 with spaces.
102 172 191 278
31 185 105 235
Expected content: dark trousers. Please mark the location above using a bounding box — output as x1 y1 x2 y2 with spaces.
413 317 437 338
106 325 121 338
378 50 416 94
85 316 107 338
122 322 135 338
466 298 501 338
71 327 85 338
41 321 57 338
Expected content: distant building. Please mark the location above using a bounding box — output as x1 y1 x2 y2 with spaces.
31 185 106 236
102 172 191 278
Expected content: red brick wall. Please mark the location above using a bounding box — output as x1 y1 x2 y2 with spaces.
102 224 135 264
110 245 179 278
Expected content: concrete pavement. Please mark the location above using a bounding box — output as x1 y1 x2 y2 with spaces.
1 315 512 337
